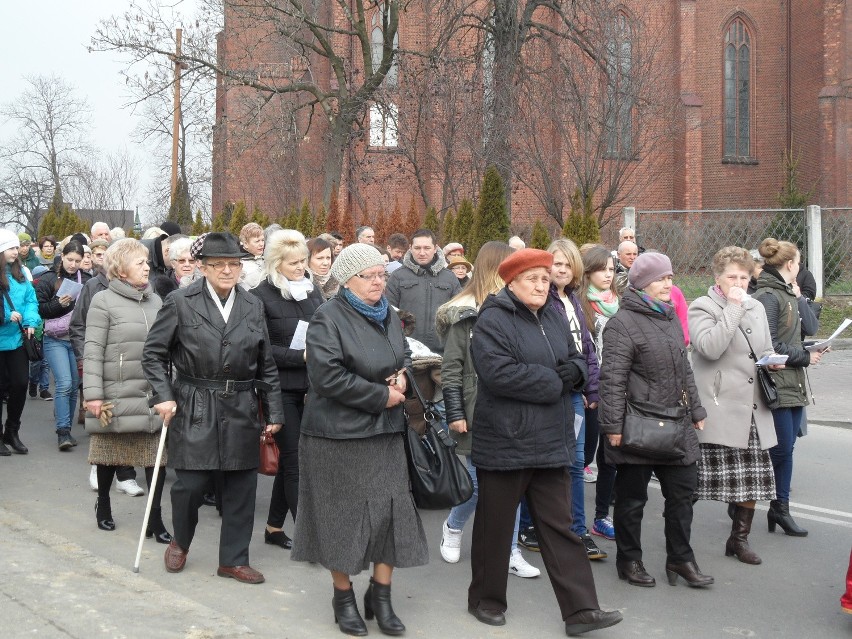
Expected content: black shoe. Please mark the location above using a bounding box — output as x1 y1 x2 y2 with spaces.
768 500 808 537
264 528 293 549
364 577 405 636
40 389 53 401
665 561 714 587
564 609 623 636
581 533 607 560
28 382 37 398
0 439 10 456
2 421 28 454
57 429 74 451
145 507 173 544
518 527 540 552
616 560 656 587
468 604 506 626
67 431 78 447
95 497 116 531
201 492 217 507
332 585 368 636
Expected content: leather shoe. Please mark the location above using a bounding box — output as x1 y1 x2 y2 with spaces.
164 540 188 573
468 604 505 626
665 560 714 587
564 609 623 636
264 528 293 549
201 492 217 507
217 565 265 584
616 560 656 587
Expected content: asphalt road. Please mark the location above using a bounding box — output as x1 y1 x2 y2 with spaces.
1 351 850 638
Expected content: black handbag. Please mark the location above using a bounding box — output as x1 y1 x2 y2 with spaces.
403 370 474 510
2 290 42 362
621 398 688 461
739 327 780 410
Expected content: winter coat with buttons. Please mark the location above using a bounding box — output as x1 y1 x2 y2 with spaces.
688 288 778 449
142 277 285 471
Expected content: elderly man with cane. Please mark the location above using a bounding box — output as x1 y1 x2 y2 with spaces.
142 232 284 584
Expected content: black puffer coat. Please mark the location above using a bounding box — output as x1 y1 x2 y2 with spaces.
142 278 285 470
250 276 325 392
469 288 588 471
599 288 707 466
300 294 411 440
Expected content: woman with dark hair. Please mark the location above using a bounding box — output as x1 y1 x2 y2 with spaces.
307 236 338 300
0 230 39 455
752 238 824 536
36 240 92 450
250 229 325 550
37 235 57 265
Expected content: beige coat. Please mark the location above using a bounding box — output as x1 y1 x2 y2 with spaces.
688 288 778 450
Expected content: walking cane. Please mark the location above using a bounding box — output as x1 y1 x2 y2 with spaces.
133 406 175 573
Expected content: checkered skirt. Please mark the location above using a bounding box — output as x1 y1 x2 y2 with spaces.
696 420 775 502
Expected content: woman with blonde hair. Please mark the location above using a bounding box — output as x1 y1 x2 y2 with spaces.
250 229 325 549
437 241 542 577
753 238 824 536
239 222 266 289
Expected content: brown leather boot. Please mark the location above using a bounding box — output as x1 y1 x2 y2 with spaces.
726 504 761 565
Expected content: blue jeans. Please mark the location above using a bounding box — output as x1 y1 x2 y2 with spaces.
447 456 520 551
42 337 78 432
569 392 587 535
769 407 804 501
28 357 50 390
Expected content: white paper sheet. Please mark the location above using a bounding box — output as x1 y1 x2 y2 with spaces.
756 354 788 366
289 320 309 350
56 278 83 301
574 413 583 440
806 318 852 352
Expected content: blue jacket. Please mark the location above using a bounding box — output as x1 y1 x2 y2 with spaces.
0 269 40 351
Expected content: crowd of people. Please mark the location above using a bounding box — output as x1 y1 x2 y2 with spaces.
1 218 850 636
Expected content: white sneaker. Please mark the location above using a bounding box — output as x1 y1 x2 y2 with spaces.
509 547 540 578
116 478 145 496
89 466 98 492
440 519 463 563
583 466 598 483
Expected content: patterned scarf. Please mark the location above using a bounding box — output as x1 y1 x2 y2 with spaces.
342 287 389 326
586 284 619 317
632 286 672 315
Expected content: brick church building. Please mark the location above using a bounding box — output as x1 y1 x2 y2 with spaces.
212 1 850 236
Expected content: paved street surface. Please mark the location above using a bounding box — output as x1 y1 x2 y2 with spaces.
1 350 851 638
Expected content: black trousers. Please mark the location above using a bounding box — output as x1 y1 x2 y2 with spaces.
469 467 599 620
0 347 29 426
267 391 303 528
613 463 698 564
171 468 258 567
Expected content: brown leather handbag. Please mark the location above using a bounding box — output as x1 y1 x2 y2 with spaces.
259 431 279 476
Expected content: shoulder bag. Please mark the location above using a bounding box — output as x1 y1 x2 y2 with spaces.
2 289 42 361
403 369 474 509
621 396 689 461
739 326 780 410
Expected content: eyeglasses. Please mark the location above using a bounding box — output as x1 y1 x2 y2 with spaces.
354 272 389 282
205 261 243 272
175 258 194 264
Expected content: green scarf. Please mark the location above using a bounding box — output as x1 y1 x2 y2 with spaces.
586 284 619 317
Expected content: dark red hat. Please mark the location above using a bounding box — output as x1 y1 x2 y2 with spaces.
498 248 554 284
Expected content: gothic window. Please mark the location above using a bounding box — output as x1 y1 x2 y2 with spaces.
371 4 398 88
605 13 632 158
369 103 398 148
724 19 751 159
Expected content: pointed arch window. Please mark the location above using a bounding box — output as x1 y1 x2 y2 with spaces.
371 4 398 88
604 13 633 158
724 19 752 159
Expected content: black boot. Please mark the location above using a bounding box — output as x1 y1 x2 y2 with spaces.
332 584 367 636
768 500 808 537
146 507 173 544
726 505 761 564
95 497 115 531
3 421 28 454
0 424 10 457
364 577 405 635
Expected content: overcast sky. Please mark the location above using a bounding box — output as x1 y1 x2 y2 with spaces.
0 1 197 223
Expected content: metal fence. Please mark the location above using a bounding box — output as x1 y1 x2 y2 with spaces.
624 206 852 299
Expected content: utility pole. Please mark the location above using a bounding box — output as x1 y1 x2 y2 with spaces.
170 28 184 205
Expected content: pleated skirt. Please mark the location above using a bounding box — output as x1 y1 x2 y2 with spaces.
291 433 429 575
696 420 775 502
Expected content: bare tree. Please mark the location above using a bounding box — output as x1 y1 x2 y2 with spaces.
65 149 141 213
0 166 53 234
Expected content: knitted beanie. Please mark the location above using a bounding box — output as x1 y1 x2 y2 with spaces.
331 244 385 284
0 229 21 253
628 252 674 290
497 248 553 284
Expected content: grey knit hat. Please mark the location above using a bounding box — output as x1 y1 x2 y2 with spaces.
628 252 673 290
331 243 385 284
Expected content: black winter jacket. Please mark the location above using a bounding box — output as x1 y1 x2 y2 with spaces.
250 277 325 392
35 267 92 326
470 288 588 471
598 288 707 466
301 294 411 440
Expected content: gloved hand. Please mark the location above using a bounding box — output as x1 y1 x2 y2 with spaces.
556 361 585 394
99 401 115 428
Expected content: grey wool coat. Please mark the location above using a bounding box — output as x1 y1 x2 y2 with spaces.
83 280 164 434
142 278 285 471
688 288 778 450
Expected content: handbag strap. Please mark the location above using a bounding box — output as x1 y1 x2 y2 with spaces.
1 288 26 336
404 368 433 410
737 326 759 362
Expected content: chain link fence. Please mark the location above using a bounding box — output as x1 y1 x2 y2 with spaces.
629 208 850 300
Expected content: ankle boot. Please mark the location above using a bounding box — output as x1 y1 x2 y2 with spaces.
3 421 28 454
95 497 115 531
665 560 714 587
768 500 808 537
364 577 405 635
146 507 173 544
0 424 10 457
332 584 367 636
725 505 761 564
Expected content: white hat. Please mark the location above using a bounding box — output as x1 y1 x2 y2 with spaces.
331 243 385 284
0 229 21 253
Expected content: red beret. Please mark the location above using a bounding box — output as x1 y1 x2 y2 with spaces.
498 248 554 283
